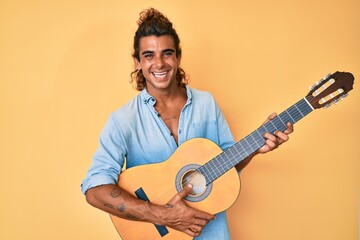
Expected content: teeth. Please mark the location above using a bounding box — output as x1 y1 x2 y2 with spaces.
153 72 167 78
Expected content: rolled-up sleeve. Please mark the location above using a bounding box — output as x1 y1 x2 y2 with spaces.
81 113 126 194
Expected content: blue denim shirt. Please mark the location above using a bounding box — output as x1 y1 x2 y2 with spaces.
81 86 235 239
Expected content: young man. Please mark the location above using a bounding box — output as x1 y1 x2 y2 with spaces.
81 8 293 239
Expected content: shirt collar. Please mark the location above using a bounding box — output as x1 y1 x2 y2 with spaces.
140 88 155 105
140 86 192 106
185 86 193 105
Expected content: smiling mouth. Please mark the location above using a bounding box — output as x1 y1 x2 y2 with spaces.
152 71 168 78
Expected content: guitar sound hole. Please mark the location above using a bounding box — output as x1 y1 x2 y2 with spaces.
181 170 206 197
175 164 212 202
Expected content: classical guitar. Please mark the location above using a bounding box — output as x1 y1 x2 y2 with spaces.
110 71 354 240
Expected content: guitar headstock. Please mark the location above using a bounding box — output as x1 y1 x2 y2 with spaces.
306 71 354 109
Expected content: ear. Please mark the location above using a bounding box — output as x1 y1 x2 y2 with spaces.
134 58 141 70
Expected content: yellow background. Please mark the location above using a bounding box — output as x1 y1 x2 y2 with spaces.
1 0 359 239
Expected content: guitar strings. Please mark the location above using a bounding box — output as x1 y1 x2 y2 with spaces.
150 100 312 205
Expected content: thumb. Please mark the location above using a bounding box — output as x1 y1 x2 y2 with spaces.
167 184 193 206
178 183 193 199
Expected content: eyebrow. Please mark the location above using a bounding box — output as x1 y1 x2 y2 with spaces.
162 48 175 53
141 48 175 56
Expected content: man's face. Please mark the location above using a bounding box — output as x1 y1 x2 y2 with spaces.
135 35 181 93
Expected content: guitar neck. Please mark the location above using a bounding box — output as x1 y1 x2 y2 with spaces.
198 97 314 185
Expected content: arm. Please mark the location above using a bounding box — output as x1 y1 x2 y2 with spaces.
84 113 215 237
235 112 294 172
85 183 215 237
85 184 156 222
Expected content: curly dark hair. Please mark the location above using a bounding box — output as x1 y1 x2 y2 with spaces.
130 8 188 91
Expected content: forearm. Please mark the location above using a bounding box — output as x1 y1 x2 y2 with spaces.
85 184 164 224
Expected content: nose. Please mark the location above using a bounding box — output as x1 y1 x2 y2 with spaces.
154 55 165 68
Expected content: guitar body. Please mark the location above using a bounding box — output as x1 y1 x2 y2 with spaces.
110 138 241 240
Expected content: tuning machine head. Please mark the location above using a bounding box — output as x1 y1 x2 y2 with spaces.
306 71 354 110
309 73 332 90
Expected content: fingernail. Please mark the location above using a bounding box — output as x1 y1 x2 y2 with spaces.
187 183 193 188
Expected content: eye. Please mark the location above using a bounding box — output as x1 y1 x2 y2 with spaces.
164 51 174 57
144 53 153 59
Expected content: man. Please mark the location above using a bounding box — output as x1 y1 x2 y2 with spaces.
81 8 293 239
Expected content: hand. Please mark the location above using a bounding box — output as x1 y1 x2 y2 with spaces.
257 112 294 154
160 184 215 237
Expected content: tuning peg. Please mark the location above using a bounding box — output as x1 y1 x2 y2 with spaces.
322 73 332 80
310 82 321 90
310 73 336 91
324 102 332 108
333 98 340 104
342 93 348 99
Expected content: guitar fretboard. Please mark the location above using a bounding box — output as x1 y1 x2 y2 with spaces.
197 97 314 185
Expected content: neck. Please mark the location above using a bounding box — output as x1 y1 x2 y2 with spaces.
148 86 187 106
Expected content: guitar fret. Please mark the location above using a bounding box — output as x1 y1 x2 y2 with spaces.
217 155 226 174
288 105 302 122
269 120 277 133
209 158 220 176
284 110 295 123
202 162 211 177
249 133 261 148
279 111 292 126
245 136 257 151
294 104 304 117
236 141 248 159
198 165 211 184
230 145 244 165
277 115 287 128
225 154 233 170
264 123 272 132
254 129 262 139
258 125 267 137
255 129 266 146
240 139 252 154
209 158 222 183
264 122 276 135
239 140 253 157
228 146 236 158
274 116 286 130
226 147 237 166
204 162 214 181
